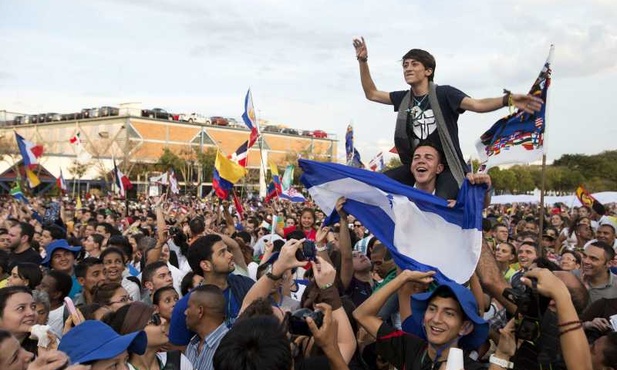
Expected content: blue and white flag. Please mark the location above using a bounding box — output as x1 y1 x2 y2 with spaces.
299 159 485 284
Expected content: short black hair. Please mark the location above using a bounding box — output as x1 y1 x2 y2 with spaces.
152 286 177 306
14 262 43 290
43 224 66 240
187 234 223 275
75 257 103 279
189 217 205 236
15 222 35 243
588 240 615 263
180 271 198 297
213 315 292 370
47 270 73 300
142 261 168 285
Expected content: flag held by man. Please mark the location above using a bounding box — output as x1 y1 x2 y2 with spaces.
299 159 485 284
476 45 554 171
57 169 68 193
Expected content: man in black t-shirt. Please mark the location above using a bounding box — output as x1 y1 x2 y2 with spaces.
7 222 42 267
353 37 543 199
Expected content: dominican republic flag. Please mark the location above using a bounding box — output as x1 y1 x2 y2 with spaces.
232 140 250 167
15 133 43 168
57 169 67 193
113 159 133 197
299 159 485 284
242 89 260 147
280 187 306 203
368 151 385 172
476 45 553 172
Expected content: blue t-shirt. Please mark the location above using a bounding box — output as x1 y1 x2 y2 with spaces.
68 274 82 300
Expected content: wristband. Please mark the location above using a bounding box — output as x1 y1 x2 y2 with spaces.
502 89 511 108
316 245 328 253
319 282 333 290
489 354 513 369
357 56 368 63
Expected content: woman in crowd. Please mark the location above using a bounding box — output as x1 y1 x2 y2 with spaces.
560 250 582 272
93 282 133 312
105 301 193 370
6 263 43 291
152 286 178 327
494 242 518 281
100 247 141 302
279 208 318 240
0 287 38 354
0 329 71 370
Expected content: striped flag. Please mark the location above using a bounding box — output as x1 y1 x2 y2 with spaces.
15 133 43 168
10 183 29 204
241 89 260 147
57 169 67 193
113 159 133 198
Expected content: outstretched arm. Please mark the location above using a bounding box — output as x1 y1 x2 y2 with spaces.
460 93 543 114
353 37 392 105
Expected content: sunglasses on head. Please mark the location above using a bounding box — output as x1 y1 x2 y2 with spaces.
149 313 162 326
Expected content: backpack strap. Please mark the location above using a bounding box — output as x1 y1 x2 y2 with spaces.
162 350 181 370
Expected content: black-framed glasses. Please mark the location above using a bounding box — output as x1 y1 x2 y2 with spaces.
353 224 362 228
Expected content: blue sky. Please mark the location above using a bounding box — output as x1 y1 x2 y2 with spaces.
1 0 615 164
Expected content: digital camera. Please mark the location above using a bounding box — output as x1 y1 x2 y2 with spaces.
288 308 324 336
502 278 549 342
295 240 317 261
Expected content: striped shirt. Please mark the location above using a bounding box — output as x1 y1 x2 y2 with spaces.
186 322 229 370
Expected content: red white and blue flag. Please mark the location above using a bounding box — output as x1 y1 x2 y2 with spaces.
231 140 250 168
368 151 385 172
15 133 43 168
113 159 133 197
57 169 68 193
242 89 260 148
476 45 553 171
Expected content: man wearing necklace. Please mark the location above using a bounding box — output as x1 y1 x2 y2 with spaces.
353 37 543 199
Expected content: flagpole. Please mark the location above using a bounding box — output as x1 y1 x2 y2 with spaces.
538 153 547 244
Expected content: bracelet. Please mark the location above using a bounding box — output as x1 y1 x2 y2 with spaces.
558 320 582 327
319 282 333 290
316 245 328 253
357 56 368 63
502 89 511 108
559 324 583 336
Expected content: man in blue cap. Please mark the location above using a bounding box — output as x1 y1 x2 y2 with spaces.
41 239 82 299
59 320 147 368
354 269 512 370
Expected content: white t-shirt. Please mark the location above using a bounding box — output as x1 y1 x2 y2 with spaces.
127 351 193 370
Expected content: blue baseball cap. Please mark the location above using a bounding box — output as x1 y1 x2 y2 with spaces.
41 239 82 266
401 281 488 350
59 320 147 365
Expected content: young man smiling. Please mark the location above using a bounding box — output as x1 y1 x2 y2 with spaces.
353 37 542 198
353 270 508 370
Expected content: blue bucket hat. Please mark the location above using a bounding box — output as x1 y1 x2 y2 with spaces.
59 320 147 365
401 281 488 350
41 239 82 267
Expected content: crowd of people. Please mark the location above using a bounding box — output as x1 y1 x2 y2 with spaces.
0 39 614 370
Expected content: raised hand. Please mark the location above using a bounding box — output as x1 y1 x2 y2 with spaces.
352 37 368 59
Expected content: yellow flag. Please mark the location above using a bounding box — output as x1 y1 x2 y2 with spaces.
215 150 247 184
25 167 41 188
269 161 279 177
76 197 83 209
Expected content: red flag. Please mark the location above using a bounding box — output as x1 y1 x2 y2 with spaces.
232 190 244 221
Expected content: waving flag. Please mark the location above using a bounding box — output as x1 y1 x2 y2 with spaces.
282 164 295 191
10 183 29 204
69 132 92 163
280 187 306 203
113 159 133 198
25 168 41 188
476 45 553 171
213 150 247 199
15 133 43 168
345 125 365 168
231 140 250 167
232 190 244 221
576 184 605 214
368 151 385 172
57 169 67 193
265 162 282 202
242 89 260 147
169 169 179 194
299 159 485 284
